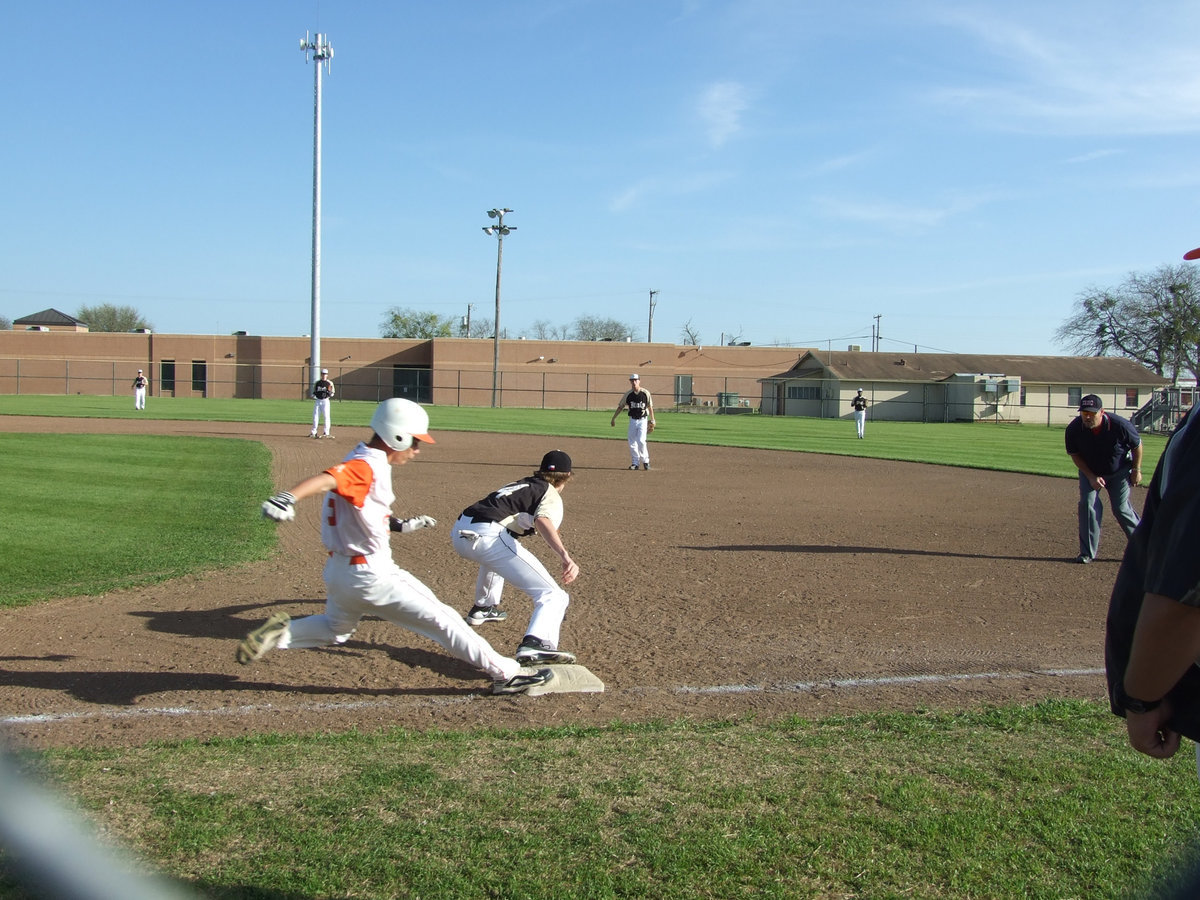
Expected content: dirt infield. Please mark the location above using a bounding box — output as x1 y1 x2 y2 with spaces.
0 417 1129 750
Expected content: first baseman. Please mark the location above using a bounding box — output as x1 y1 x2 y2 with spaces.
238 398 553 696
451 450 579 665
311 368 335 438
611 374 655 469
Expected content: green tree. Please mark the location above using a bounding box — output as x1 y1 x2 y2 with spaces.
380 307 453 339
76 304 152 332
1055 265 1200 382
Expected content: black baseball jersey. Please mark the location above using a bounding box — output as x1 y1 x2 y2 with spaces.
313 379 334 400
624 389 651 419
133 376 148 389
1106 409 1200 738
462 476 552 537
851 395 867 411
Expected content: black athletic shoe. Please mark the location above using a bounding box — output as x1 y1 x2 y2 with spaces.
515 635 577 665
465 605 508 626
628 464 639 470
493 667 554 695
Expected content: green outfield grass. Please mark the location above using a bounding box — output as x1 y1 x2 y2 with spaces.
1 396 1189 898
0 393 1168 478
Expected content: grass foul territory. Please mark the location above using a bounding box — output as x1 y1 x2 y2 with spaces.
1 433 275 607
0 394 1167 478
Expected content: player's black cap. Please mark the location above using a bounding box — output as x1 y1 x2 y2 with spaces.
1079 394 1103 412
540 450 572 473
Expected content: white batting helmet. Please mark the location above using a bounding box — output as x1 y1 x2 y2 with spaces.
370 398 435 451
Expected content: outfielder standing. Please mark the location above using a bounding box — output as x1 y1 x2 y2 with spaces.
238 398 553 696
311 368 335 439
850 388 868 439
132 369 148 410
452 450 579 665
610 374 655 470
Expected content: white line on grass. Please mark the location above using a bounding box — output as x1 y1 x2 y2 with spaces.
0 667 1105 728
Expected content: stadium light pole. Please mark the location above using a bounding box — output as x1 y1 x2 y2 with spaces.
300 32 333 385
482 208 515 407
648 289 659 342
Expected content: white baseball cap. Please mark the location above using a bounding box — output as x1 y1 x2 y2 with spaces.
137 369 143 373
321 368 328 374
629 373 639 380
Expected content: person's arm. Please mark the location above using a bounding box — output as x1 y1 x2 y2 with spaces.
1123 592 1200 757
328 381 335 398
611 394 627 426
1129 442 1144 486
534 517 579 584
645 390 655 427
1068 451 1104 489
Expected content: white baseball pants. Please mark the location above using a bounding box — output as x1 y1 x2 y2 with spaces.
451 516 569 647
312 398 331 435
278 553 520 682
134 387 147 410
627 417 650 465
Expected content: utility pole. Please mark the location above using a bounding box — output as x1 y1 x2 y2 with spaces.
647 290 659 342
300 32 333 385
482 209 516 407
873 314 882 352
463 303 473 337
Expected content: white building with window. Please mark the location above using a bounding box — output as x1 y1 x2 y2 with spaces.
759 351 1172 427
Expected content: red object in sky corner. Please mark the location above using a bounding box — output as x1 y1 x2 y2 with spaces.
1184 247 1200 260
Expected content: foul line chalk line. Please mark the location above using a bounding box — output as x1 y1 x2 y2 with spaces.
1 667 1105 728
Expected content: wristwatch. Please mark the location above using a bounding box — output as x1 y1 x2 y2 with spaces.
1118 685 1162 714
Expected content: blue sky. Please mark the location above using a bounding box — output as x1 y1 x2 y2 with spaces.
5 1 1200 355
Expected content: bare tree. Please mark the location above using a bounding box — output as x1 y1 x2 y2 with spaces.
0 315 11 331
76 304 152 333
679 318 701 345
530 319 552 340
468 316 495 339
572 315 633 342
1055 265 1200 382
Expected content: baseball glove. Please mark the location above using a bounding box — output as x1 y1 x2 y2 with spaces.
648 421 656 432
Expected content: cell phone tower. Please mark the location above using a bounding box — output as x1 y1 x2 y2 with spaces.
300 32 333 385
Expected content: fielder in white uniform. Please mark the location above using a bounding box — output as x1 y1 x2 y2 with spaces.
452 450 580 665
610 374 655 470
851 388 868 439
237 398 553 696
311 369 334 438
132 370 148 410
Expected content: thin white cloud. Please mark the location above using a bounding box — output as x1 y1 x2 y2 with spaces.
927 5 1200 135
1062 149 1123 165
608 170 735 212
815 191 1000 233
697 81 750 147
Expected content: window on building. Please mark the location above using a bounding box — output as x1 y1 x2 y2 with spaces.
1067 387 1081 408
787 385 820 400
1020 386 1027 407
160 360 175 393
192 361 207 394
1125 388 1138 408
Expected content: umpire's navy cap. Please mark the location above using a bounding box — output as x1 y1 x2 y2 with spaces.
1079 394 1103 412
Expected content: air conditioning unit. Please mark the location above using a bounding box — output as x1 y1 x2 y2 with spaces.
847 344 861 352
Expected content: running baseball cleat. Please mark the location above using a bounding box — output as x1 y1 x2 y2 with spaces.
465 605 508 626
236 612 290 664
493 667 554 695
628 464 639 470
515 635 577 665
642 462 650 470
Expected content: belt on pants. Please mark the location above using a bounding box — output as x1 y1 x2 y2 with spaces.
329 551 370 566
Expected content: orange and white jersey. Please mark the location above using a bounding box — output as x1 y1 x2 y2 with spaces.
320 442 394 558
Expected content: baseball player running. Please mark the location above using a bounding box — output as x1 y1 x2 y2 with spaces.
452 450 579 665
310 368 335 438
238 398 553 696
610 374 655 469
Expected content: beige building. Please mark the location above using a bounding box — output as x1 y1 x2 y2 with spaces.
759 350 1173 427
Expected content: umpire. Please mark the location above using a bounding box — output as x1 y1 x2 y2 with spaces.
1065 394 1143 564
